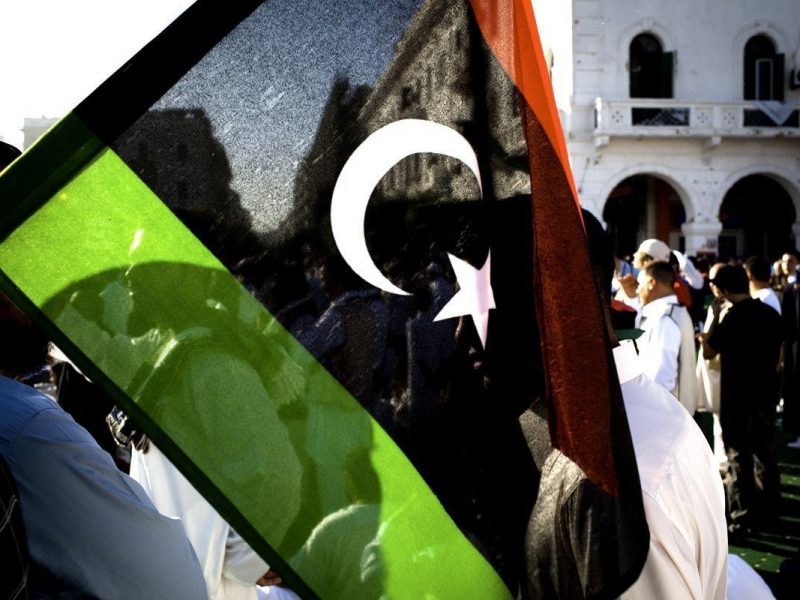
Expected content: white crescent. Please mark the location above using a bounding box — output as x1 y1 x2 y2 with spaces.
330 119 483 296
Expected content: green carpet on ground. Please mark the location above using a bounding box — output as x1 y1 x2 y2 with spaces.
728 426 800 598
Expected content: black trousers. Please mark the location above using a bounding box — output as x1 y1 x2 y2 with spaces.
721 405 780 524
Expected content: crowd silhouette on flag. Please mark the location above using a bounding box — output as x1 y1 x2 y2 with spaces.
1 0 799 598
3 133 800 598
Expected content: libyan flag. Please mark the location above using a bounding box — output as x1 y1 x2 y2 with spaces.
0 1 648 598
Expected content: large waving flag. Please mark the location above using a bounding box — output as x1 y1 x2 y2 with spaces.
0 1 648 598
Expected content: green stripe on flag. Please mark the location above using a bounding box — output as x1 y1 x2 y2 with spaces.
0 116 512 600
0 114 103 240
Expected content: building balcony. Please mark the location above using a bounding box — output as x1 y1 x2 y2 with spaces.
593 97 799 146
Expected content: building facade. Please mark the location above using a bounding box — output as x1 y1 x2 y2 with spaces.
543 0 800 258
21 117 59 150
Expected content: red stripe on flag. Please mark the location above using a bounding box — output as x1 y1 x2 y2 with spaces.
522 107 619 495
468 0 579 212
470 0 621 495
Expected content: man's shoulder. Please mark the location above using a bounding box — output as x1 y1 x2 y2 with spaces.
662 302 693 327
650 306 684 335
724 298 757 319
742 298 782 325
0 377 60 444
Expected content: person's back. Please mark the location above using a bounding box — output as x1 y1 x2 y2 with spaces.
0 375 207 599
0 453 30 600
659 300 697 413
635 261 698 412
714 298 781 410
616 345 728 600
703 266 783 527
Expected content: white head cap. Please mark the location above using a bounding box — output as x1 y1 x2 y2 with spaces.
636 239 671 262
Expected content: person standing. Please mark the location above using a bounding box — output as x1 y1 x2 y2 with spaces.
696 263 731 464
745 256 781 315
780 252 798 288
614 343 728 600
635 261 698 414
781 274 800 449
618 240 699 313
0 291 207 599
701 266 783 529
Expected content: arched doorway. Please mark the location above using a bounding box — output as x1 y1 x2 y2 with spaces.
719 175 795 260
603 174 685 259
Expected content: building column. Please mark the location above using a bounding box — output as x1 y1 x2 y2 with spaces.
682 221 722 256
645 178 657 239
791 222 800 252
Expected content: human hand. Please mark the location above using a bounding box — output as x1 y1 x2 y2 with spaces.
710 297 723 319
618 273 638 298
257 569 283 587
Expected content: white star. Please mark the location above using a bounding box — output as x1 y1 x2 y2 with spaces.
433 251 496 349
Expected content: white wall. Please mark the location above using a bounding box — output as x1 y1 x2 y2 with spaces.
531 0 574 114
594 0 800 102
563 0 800 255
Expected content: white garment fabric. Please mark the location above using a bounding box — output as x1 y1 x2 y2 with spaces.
636 295 698 413
753 287 782 315
695 303 731 416
613 343 728 600
674 251 704 290
257 585 303 600
131 445 268 600
695 304 729 466
726 554 775 600
695 354 720 415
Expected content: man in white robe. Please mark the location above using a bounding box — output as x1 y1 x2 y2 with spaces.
615 342 728 600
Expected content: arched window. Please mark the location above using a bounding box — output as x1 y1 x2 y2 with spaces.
744 35 784 101
629 33 673 98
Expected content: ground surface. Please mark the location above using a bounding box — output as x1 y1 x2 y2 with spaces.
729 426 800 599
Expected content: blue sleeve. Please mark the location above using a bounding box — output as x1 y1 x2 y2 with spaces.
7 405 207 600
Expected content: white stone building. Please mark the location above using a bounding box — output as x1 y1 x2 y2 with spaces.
537 0 800 259
22 117 59 151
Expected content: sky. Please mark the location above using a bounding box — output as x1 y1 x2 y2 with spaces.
0 1 571 151
0 0 194 148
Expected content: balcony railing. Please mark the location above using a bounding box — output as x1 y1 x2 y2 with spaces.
594 98 799 141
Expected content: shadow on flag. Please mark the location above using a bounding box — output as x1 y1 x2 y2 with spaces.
0 0 648 598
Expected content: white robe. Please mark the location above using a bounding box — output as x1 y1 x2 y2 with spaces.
615 343 729 600
131 445 268 600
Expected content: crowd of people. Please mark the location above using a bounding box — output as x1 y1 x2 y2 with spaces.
0 141 298 600
1 137 796 599
613 238 797 540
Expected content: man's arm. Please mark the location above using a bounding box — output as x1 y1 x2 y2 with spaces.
10 405 207 600
699 333 718 361
699 300 724 360
675 252 704 290
223 527 270 586
617 274 642 311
